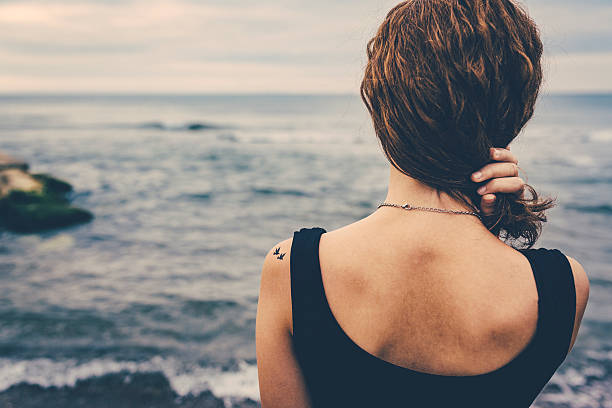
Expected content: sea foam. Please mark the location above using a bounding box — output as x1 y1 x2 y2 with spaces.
0 357 260 401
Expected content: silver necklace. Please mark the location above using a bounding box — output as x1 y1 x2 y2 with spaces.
378 202 481 220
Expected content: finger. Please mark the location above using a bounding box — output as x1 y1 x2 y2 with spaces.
490 147 518 164
477 177 525 195
472 162 519 182
480 194 496 216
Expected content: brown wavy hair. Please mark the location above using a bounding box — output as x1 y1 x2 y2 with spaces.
361 0 555 248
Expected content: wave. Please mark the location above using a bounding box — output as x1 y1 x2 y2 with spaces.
558 177 612 185
251 187 310 197
137 121 222 131
0 119 226 132
565 204 612 215
0 372 252 408
183 192 214 201
0 357 259 403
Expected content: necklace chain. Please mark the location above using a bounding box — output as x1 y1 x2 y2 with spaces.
378 202 481 220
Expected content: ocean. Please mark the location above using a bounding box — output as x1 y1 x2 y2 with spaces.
0 93 610 407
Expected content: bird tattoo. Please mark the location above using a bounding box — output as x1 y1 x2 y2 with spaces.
277 253 286 260
273 247 281 256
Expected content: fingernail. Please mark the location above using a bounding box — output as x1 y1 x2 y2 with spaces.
473 171 482 180
486 196 495 202
494 150 501 159
478 186 487 194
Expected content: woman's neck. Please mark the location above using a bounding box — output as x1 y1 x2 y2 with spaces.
384 165 473 213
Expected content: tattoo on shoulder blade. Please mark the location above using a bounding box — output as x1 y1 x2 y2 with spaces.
277 253 286 260
273 247 280 256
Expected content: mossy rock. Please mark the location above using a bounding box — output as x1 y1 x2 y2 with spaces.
0 188 93 234
32 173 73 195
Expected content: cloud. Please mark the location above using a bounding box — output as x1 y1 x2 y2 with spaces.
526 1 612 54
543 52 612 94
0 0 611 93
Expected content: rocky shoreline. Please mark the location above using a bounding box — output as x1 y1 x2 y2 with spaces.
0 152 93 233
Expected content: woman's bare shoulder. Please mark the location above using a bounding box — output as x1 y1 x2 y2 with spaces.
565 255 590 351
259 237 294 331
566 256 590 303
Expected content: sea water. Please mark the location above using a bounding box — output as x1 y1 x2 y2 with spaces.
0 94 610 407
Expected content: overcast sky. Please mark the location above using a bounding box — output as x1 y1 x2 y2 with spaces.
1 0 611 94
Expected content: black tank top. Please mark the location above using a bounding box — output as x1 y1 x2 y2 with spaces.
290 227 576 408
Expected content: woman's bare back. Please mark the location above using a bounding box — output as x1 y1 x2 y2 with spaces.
317 210 562 376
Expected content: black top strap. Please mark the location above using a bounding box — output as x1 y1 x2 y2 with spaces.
521 248 576 368
290 227 328 337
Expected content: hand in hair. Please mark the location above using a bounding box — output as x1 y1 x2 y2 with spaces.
471 147 525 216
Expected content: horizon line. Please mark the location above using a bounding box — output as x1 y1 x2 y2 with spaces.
1 90 612 98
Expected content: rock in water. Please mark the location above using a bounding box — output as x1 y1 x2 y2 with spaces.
0 169 93 233
186 122 215 131
0 168 41 196
32 173 73 195
0 190 93 233
0 152 28 171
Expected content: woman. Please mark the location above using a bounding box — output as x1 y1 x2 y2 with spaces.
256 1 589 407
